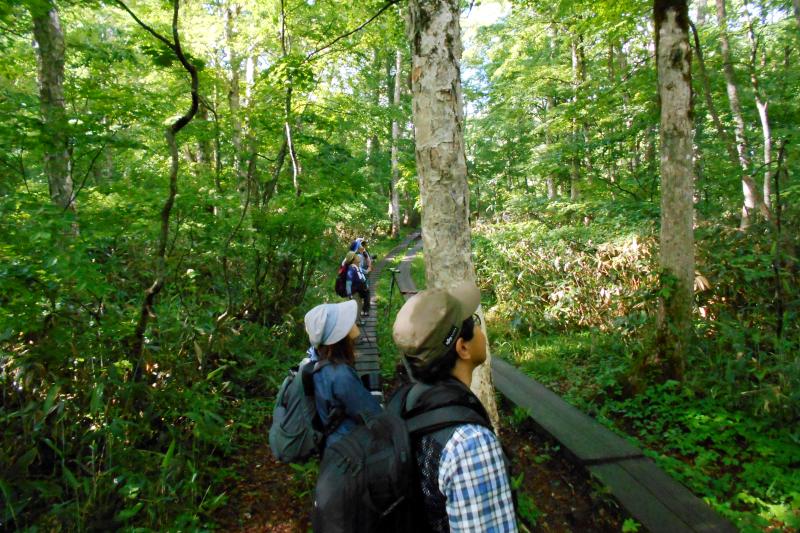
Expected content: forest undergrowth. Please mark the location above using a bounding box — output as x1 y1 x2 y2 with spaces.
0 175 397 530
474 198 800 532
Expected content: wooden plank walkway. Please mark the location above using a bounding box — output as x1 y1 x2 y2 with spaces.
397 239 423 296
493 358 643 465
393 236 737 533
494 360 737 532
352 232 421 401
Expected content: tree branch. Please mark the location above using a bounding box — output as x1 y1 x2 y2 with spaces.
306 0 400 60
120 0 200 374
63 133 117 212
114 0 176 52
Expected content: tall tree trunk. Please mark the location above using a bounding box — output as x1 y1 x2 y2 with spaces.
390 49 402 238
576 35 592 183
569 38 581 201
747 17 772 210
694 0 708 25
545 95 557 200
92 145 114 183
546 25 558 200
655 0 693 381
715 0 770 229
280 0 301 196
197 99 213 167
617 42 638 178
607 41 618 192
689 20 738 163
408 0 499 428
225 4 245 198
30 1 73 212
92 117 114 184
212 82 223 193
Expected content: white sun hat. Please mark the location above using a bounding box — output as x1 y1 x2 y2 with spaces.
304 300 358 347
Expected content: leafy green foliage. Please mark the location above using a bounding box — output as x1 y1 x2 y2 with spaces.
476 206 800 530
0 0 412 529
602 381 800 531
511 472 544 528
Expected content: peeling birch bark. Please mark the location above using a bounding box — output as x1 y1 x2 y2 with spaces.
408 0 499 428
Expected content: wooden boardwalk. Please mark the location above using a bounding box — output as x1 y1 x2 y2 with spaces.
352 232 420 401
393 234 738 533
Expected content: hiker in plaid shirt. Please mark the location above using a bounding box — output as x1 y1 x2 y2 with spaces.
393 282 518 533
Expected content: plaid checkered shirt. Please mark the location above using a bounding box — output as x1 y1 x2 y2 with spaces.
438 424 518 532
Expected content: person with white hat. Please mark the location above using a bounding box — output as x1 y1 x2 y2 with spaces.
392 282 518 532
305 300 382 449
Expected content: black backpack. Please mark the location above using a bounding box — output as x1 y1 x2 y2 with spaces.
334 265 348 297
312 381 492 533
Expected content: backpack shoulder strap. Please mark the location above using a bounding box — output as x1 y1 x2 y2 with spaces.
406 404 491 436
401 380 493 437
300 359 329 397
386 382 414 416
301 360 346 437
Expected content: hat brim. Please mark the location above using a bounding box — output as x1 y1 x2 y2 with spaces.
324 300 358 345
449 281 481 321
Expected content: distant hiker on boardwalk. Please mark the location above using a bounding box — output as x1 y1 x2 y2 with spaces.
343 250 370 317
305 300 381 449
352 237 373 275
392 282 518 532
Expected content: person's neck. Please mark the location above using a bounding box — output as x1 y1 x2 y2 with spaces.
451 361 473 388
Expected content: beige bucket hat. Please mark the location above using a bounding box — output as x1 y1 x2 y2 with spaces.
392 281 480 371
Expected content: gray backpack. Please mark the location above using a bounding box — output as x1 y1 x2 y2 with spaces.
269 359 341 463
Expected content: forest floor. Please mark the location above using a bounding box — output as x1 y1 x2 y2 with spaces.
214 393 628 532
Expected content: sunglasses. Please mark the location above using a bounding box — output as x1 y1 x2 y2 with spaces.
471 313 482 326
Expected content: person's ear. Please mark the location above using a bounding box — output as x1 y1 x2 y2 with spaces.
455 337 471 361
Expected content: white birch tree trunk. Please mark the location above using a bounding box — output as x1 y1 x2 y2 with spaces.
747 18 772 209
546 26 558 201
694 0 708 25
225 5 245 198
655 0 694 381
570 39 581 201
407 0 499 428
545 95 557 201
715 0 770 229
390 49 402 238
31 1 73 212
